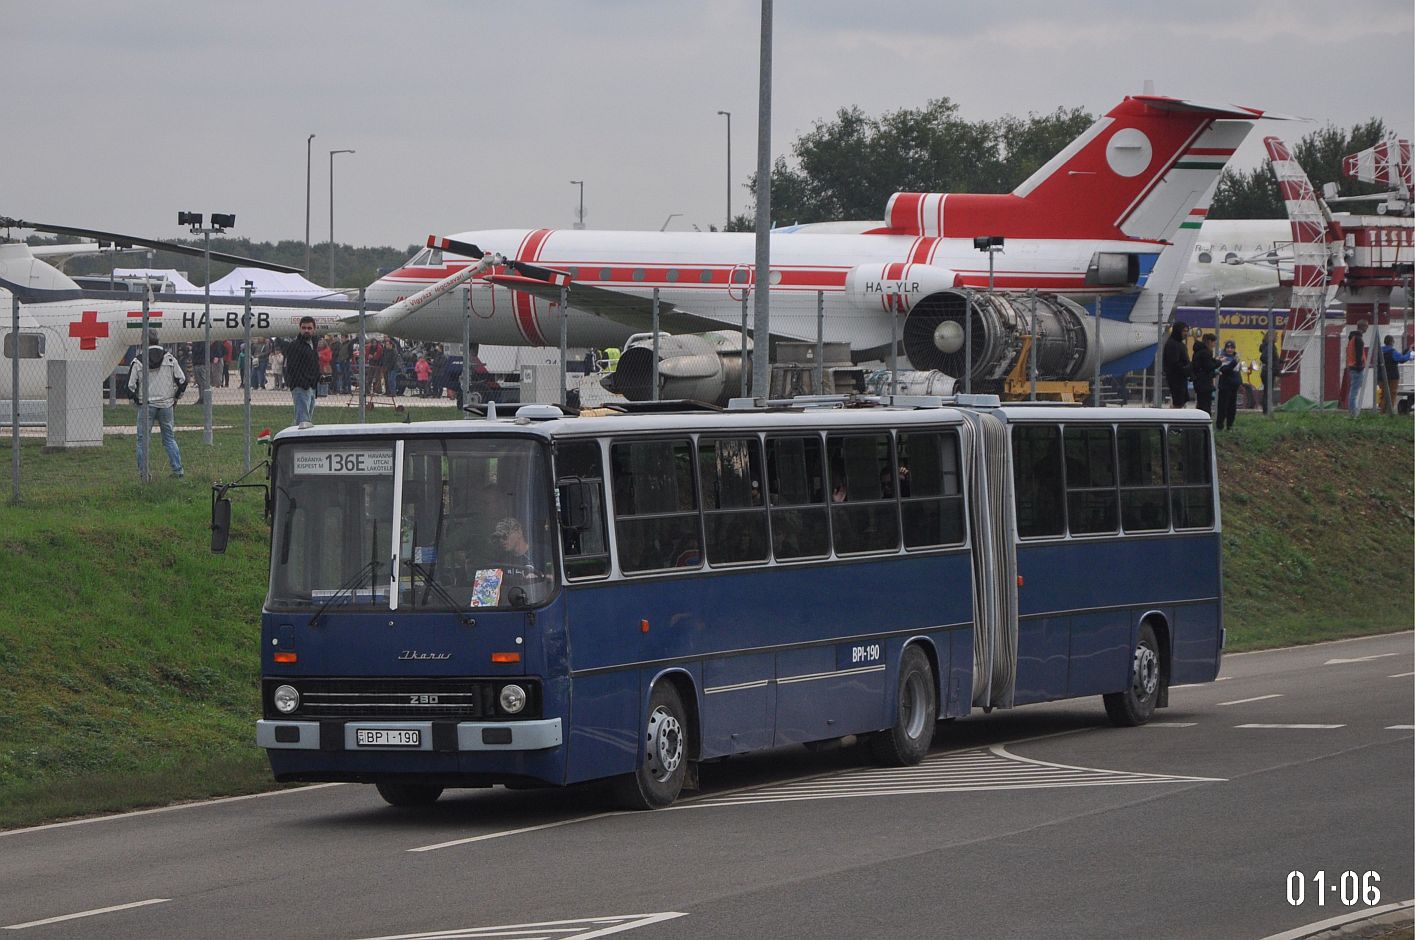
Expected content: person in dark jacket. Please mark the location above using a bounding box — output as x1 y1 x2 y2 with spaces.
1215 339 1242 430
1191 333 1218 416
285 316 321 426
1258 330 1278 414
1378 334 1413 415
1162 321 1191 408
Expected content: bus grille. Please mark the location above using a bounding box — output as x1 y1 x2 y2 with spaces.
265 679 490 719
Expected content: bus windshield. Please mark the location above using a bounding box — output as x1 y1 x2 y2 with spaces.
268 437 555 611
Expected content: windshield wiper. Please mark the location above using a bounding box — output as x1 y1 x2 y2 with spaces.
308 558 381 628
408 562 476 624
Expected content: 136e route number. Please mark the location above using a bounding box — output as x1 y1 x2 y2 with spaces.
1286 870 1380 907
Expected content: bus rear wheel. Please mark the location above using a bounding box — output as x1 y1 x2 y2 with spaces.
1104 623 1161 727
615 682 689 809
375 781 443 807
871 646 936 766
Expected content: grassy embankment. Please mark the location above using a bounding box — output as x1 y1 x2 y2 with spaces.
0 406 1410 829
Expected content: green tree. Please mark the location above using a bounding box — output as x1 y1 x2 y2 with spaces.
1209 118 1393 219
752 100 1097 225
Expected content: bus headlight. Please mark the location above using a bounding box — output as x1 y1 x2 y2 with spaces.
498 684 527 714
273 684 300 714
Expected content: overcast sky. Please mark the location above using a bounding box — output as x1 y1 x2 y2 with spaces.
4 0 1411 260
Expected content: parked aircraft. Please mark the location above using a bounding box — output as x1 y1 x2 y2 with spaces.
362 95 1272 400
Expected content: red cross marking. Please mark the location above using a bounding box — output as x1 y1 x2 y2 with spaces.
68 310 109 350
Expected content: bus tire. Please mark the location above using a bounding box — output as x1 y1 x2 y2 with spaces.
1104 622 1161 727
615 682 689 809
375 781 443 807
870 646 936 766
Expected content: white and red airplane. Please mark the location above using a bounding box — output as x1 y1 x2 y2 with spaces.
363 94 1274 398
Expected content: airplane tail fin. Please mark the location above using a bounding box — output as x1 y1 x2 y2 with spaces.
883 97 1266 243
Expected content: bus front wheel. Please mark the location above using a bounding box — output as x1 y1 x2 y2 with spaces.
615 682 689 809
1104 623 1161 727
871 646 936 766
375 781 443 807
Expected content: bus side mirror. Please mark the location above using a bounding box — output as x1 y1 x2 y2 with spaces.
211 497 232 554
559 481 590 530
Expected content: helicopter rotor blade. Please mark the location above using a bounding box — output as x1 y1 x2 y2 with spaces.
1 217 305 274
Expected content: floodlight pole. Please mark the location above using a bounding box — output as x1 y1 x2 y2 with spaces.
10 294 20 505
305 133 315 274
717 110 732 229
138 296 151 483
750 0 773 400
329 149 355 286
185 214 233 445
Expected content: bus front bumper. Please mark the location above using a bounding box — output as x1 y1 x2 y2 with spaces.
256 718 562 752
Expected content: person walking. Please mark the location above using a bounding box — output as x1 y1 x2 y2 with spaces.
127 342 187 479
1346 319 1369 417
1258 330 1278 414
285 316 321 426
1162 321 1191 408
1191 333 1218 416
1378 334 1412 415
1216 339 1242 430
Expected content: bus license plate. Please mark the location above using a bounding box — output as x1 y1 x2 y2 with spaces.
356 729 420 748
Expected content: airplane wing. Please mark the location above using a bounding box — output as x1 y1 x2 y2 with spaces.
486 274 730 336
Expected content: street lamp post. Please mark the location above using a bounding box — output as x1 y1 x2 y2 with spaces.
180 211 235 445
329 148 355 285
717 110 731 230
570 180 584 229
304 133 315 273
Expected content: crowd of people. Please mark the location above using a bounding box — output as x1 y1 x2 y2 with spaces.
168 333 463 399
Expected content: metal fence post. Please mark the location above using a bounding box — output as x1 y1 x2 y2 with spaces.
10 294 19 505
1092 299 1103 406
815 290 824 394
559 285 569 407
242 282 253 472
358 288 367 423
138 296 151 483
461 285 471 413
651 288 661 402
1028 289 1038 402
740 289 750 398
1154 292 1165 407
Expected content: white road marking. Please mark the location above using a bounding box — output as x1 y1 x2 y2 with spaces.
1325 652 1400 665
1257 897 1413 940
408 812 626 853
681 744 1223 809
351 912 689 940
1147 722 1198 727
0 783 345 838
1235 724 1345 729
4 898 170 930
1390 671 1415 678
1217 694 1284 706
1387 725 1415 730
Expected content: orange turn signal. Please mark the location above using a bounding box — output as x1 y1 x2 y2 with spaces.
491 651 521 664
640 619 650 634
1017 575 1024 587
274 651 298 664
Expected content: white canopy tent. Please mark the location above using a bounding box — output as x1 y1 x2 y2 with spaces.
208 267 349 301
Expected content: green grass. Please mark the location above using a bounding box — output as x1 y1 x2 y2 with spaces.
0 405 1410 828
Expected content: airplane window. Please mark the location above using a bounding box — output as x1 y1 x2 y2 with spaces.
768 270 783 286
1197 252 1212 264
699 270 713 283
1224 252 1239 264
428 250 443 267
732 269 750 284
568 267 579 279
599 268 612 281
632 269 647 282
665 269 679 282
406 248 431 267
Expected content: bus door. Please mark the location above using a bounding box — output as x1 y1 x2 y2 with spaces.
959 411 1018 709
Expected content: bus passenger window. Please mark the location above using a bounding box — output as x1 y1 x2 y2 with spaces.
898 431 965 548
827 433 900 554
766 435 829 560
611 439 702 574
1011 425 1065 538
1118 426 1168 531
557 441 610 579
700 438 768 566
1167 426 1214 529
1064 426 1118 534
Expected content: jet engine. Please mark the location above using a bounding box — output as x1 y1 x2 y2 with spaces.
601 331 749 404
901 290 1096 386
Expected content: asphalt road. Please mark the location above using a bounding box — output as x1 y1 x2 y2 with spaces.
2 632 1410 940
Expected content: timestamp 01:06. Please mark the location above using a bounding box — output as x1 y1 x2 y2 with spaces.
1286 870 1381 907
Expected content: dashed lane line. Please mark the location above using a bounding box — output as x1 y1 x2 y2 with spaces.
4 898 170 931
408 812 627 853
350 912 690 940
1235 724 1346 729
1390 671 1415 679
1387 725 1415 730
1218 694 1284 706
1148 722 1198 727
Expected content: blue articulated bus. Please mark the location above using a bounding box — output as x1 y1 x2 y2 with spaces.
221 395 1222 808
